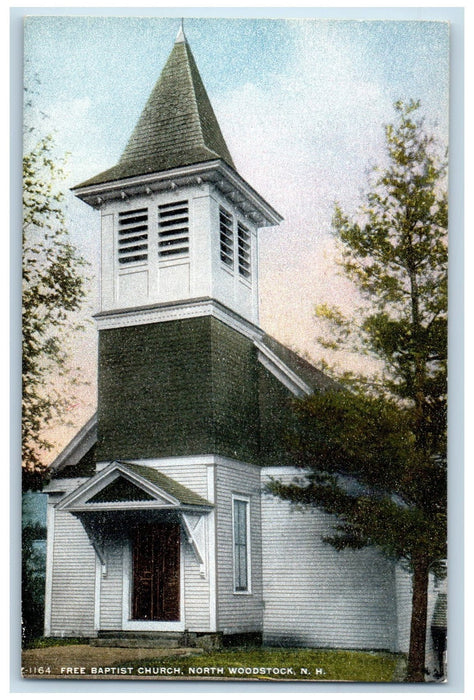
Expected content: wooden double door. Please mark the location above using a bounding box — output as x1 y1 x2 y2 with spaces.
132 521 180 622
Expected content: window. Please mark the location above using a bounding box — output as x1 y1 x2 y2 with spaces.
220 207 234 268
233 496 250 592
158 200 189 258
118 208 148 265
237 222 251 279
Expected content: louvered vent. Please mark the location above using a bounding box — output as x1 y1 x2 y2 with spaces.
158 200 189 258
220 207 234 268
238 222 251 279
118 208 148 265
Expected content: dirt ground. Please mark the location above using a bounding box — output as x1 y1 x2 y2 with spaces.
21 644 199 680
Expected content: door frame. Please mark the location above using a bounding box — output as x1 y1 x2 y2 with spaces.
122 523 185 632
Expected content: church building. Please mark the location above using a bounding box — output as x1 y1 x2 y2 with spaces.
44 25 420 655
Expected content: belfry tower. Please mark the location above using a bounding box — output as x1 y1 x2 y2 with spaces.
73 25 282 467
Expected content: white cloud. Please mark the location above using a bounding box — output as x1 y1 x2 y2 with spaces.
213 21 393 357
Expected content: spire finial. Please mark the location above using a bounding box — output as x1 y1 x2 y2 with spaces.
175 18 186 44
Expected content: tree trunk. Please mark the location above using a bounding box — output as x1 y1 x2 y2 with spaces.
406 553 430 682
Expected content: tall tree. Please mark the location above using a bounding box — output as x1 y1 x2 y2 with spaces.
22 122 88 491
269 101 447 682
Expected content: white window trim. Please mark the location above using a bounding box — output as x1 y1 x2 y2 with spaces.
231 494 252 595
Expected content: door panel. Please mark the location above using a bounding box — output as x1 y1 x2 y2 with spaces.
132 522 180 621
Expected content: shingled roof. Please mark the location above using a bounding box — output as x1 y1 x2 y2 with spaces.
74 27 235 189
260 333 338 394
118 462 212 508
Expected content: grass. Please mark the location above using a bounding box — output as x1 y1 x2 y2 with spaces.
24 637 90 650
122 647 405 682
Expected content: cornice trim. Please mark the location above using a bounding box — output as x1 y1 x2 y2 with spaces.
255 341 312 397
94 298 264 343
72 160 282 227
49 413 97 474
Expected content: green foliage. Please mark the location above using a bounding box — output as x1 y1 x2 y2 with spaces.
269 101 447 681
22 524 47 644
270 389 445 563
24 637 90 650
22 127 88 491
272 99 447 556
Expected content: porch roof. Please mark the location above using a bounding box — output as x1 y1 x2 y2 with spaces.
55 460 212 513
118 462 211 507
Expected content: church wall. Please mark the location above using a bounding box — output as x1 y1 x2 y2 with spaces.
137 460 211 501
48 508 97 637
182 539 212 631
395 564 413 653
214 461 264 634
98 537 124 631
261 471 400 651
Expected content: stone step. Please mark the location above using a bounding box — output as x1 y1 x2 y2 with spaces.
91 637 183 649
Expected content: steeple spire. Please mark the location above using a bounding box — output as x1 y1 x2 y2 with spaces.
76 27 235 188
175 18 186 44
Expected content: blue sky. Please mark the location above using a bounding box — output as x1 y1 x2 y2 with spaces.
22 14 451 449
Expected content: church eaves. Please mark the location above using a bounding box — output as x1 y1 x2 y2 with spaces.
74 30 235 189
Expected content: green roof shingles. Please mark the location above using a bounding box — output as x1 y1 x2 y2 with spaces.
75 36 235 189
119 462 212 507
260 334 338 393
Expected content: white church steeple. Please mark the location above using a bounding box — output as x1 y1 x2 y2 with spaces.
72 27 281 327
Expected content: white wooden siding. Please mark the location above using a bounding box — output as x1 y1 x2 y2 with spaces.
49 510 96 637
424 573 443 676
183 540 211 631
261 485 400 651
215 462 263 633
133 461 211 500
99 538 124 630
395 564 412 652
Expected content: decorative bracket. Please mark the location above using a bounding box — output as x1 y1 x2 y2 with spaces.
181 513 207 578
75 514 108 576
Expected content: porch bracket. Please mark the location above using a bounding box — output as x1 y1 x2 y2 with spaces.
76 514 107 573
181 513 207 578
91 540 106 573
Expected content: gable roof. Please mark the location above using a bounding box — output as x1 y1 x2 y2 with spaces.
118 462 211 507
49 413 97 477
56 460 212 512
74 31 235 189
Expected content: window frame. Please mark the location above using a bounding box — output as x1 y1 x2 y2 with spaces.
231 494 251 594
